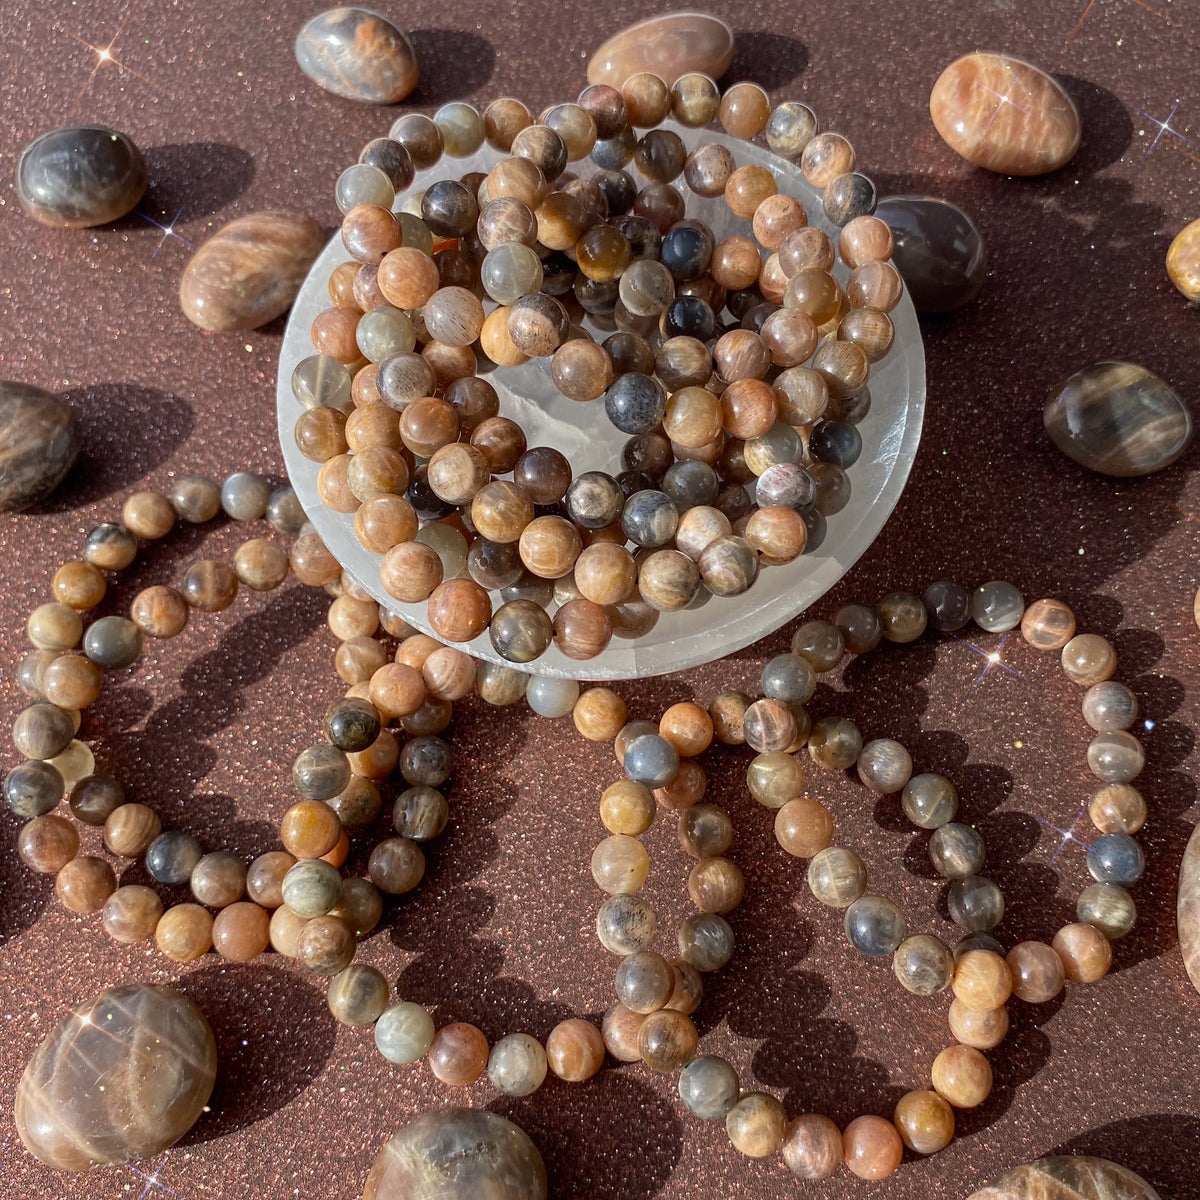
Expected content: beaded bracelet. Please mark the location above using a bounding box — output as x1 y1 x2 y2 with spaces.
5 482 1148 1187
291 73 905 665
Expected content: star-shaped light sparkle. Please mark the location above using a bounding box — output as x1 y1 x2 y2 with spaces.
1033 805 1090 865
1127 92 1196 168
975 73 1031 130
139 206 195 257
129 1154 187 1199
950 629 1031 700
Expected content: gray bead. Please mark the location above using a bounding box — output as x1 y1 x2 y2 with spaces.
393 786 449 841
488 1033 548 1097
761 653 816 706
592 127 636 170
677 913 734 971
4 759 63 817
596 894 657 955
1082 682 1138 732
954 931 1005 960
929 822 986 878
1076 882 1136 938
754 462 815 511
220 472 272 521
875 195 986 314
17 126 146 228
922 579 971 632
475 661 528 705
844 894 907 956
857 738 912 794
1087 833 1144 885
892 934 954 994
565 472 624 529
809 421 863 468
145 830 203 885
901 773 958 829
399 736 452 787
624 734 679 788
947 874 1004 931
662 459 719 509
83 616 142 670
292 744 351 800
605 373 667 435
281 858 343 917
971 581 1025 633
375 1002 435 1064
267 486 307 534
1086 731 1145 783
170 475 221 523
620 490 679 548
807 846 867 908
679 1055 740 1119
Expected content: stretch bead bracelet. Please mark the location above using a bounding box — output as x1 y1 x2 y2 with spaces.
292 74 904 664
5 485 1147 1183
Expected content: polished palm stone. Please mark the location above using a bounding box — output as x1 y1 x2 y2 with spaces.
966 1154 1162 1200
1178 822 1200 994
1044 361 1191 477
15 984 216 1172
1168 217 1200 302
180 211 325 332
929 53 1081 175
295 8 419 104
875 196 985 313
17 126 146 227
363 1108 547 1200
587 12 734 87
0 382 80 512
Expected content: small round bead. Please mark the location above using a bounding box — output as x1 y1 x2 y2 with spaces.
573 688 627 741
154 903 213 961
857 739 912 794
375 1002 436 1064
596 894 656 955
1006 940 1065 1003
27 603 83 651
719 82 770 139
525 675 580 718
930 823 986 878
488 1033 549 1096
948 874 1005 932
246 851 296 909
429 1022 490 1086
783 1114 843 1180
749 752 806 810
5 759 63 818
327 964 389 1026
774 797 833 858
931 1044 993 1108
1020 598 1076 649
211 902 271 962
844 894 907 957
1062 633 1117 685
296 914 356 975
971 580 1025 632
1087 731 1145 784
834 603 882 653
546 1018 605 1082
170 475 221 523
131 586 189 638
677 912 734 971
678 804 733 859
41 654 102 710
842 1115 902 1180
743 699 798 754
144 830 202 885
53 560 106 610
807 846 867 907
600 780 656 836
1087 832 1145 885
952 949 1013 1011
330 877 384 937
902 774 959 829
102 884 163 944
766 101 818 157
368 837 425 895
893 934 955 995
948 998 1009 1050
220 471 271 520
679 1055 740 1119
281 858 343 918
182 559 238 612
623 734 680 788
726 1093 787 1158
189 851 247 909
894 1090 955 1155
1082 682 1139 733
122 491 176 539
1052 922 1113 983
801 132 856 189
591 834 650 894
104 803 162 857
292 746 351 803
68 774 122 826
687 858 744 914
1089 784 1147 834
878 592 927 642
18 814 78 873
807 716 862 769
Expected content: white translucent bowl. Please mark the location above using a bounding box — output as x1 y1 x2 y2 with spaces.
277 121 926 679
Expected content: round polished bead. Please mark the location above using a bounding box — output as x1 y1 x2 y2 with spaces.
952 949 1012 1011
144 830 202 885
893 934 954 995
50 563 105 613
922 579 972 632
1077 881 1137 939
678 804 733 860
948 874 1004 931
1006 940 1065 1003
782 1113 843 1180
1062 633 1117 686
930 823 986 878
525 675 580 718
615 950 674 1014
154 903 213 960
971 580 1025 632
545 1018 605 1082
878 592 927 642
948 997 1009 1049
56 856 116 914
894 1089 954 1155
857 739 912 794
596 894 656 955
1089 783 1147 834
623 733 680 787
427 1022 489 1086
488 1033 548 1097
743 699 798 755
749 752 805 809
1020 598 1076 649
902 773 958 829
807 716 862 769
17 814 78 874
101 884 163 943
844 894 907 956
687 857 744 914
679 1054 739 1119
210 901 270 962
726 1093 787 1158
375 1002 435 1064
677 912 734 971
1087 731 1145 784
808 847 867 907
774 797 833 858
190 851 247 908
591 835 650 894
1087 832 1145 885
834 603 882 653
931 1044 993 1108
281 858 342 918
104 804 162 858
5 759 63 817
1052 922 1113 982
295 915 356 976
1082 682 1139 733
842 1115 902 1180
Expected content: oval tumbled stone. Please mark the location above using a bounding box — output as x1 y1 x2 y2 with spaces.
180 210 325 332
1044 361 1192 477
1167 217 1200 302
930 52 1081 176
0 381 80 512
364 1108 547 1200
295 7 419 104
967 1154 1162 1200
1178 822 1200 994
875 195 987 313
17 126 146 228
587 12 734 87
15 984 217 1172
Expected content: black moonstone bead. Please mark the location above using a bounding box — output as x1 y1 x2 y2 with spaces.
660 221 715 281
593 169 637 216
922 580 971 632
145 830 204 885
822 172 877 226
4 760 63 818
539 251 577 296
660 295 715 340
947 874 1004 932
809 421 862 468
399 736 453 787
566 472 625 529
592 127 636 170
620 490 679 548
325 698 382 753
844 894 907 956
83 616 142 670
612 214 661 261
875 194 986 313
662 460 719 509
1086 832 1145 885
17 126 146 228
604 372 667 435
421 179 478 238
359 138 415 191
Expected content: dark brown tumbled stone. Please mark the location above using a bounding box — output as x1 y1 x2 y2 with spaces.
295 8 419 104
15 984 217 1172
0 382 80 512
17 126 146 227
180 211 325 332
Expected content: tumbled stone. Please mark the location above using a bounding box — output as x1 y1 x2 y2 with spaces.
930 53 1081 176
0 382 80 512
295 8 418 104
587 13 734 87
966 1155 1162 1199
875 195 986 313
16 126 146 228
180 211 325 332
364 1108 547 1200
15 984 217 1172
1178 822 1200 994
1044 361 1191 477
1167 217 1200 302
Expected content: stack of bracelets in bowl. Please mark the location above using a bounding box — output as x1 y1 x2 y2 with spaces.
277 72 926 677
5 473 1148 1184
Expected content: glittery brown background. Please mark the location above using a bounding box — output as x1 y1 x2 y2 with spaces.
1 1 1198 1197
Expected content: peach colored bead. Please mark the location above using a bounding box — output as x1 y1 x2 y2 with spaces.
52 561 106 610
428 1022 489 1085
842 1115 903 1180
931 1044 993 1108
774 797 833 857
952 949 1013 1011
601 1004 645 1062
838 215 894 268
1052 922 1113 983
122 491 176 539
102 884 164 944
573 687 627 741
369 662 426 719
280 800 342 859
600 780 656 836
348 728 399 778
659 702 714 757
546 1018 606 1081
783 1114 843 1180
422 646 477 701
155 903 214 962
947 997 1009 1049
212 902 271 962
55 856 116 914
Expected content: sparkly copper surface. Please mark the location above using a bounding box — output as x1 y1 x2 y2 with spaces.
1 2 1199 1199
